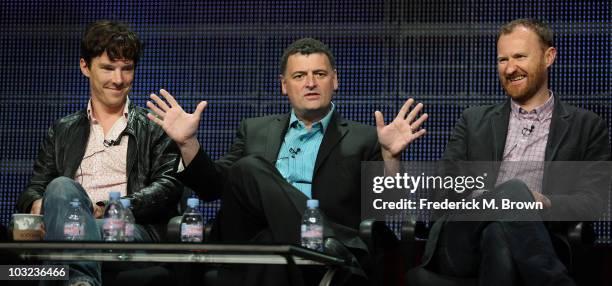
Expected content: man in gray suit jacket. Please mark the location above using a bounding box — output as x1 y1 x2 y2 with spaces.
417 19 610 286
147 38 429 285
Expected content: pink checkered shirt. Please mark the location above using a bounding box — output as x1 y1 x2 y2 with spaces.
495 92 554 194
73 99 130 203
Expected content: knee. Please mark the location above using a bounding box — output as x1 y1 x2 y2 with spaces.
494 179 534 202
497 179 529 192
44 177 82 201
229 155 270 176
225 155 277 198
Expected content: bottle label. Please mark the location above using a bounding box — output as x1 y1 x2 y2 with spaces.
181 223 203 238
103 218 125 231
63 222 83 237
125 223 134 238
301 224 323 238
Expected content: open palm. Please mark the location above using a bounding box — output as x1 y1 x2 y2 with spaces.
146 89 207 145
375 98 428 158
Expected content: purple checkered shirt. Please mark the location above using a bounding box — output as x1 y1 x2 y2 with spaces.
494 92 555 194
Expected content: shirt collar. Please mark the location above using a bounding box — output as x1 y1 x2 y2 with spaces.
289 102 335 132
87 97 130 123
510 90 554 121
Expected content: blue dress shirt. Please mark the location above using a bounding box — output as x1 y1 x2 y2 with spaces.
275 103 335 198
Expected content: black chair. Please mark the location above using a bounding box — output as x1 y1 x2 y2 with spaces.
403 220 596 286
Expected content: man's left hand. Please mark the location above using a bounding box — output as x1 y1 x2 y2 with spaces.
375 98 428 160
531 191 552 209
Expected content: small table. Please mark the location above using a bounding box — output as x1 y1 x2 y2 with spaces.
0 242 345 286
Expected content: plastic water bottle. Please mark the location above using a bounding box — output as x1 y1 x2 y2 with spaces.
103 192 125 241
301 199 324 252
180 198 203 242
120 199 135 242
63 199 86 241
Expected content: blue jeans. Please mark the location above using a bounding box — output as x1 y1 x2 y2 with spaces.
41 177 154 286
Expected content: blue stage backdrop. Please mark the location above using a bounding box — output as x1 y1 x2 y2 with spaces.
0 1 610 241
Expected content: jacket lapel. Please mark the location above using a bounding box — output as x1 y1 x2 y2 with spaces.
314 111 348 175
264 113 290 162
545 100 570 161
490 101 511 161
124 102 137 179
66 111 90 178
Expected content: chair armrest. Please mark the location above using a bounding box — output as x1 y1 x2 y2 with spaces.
401 220 436 269
401 220 416 242
567 222 596 245
359 219 402 285
204 218 214 241
166 216 215 243
359 219 399 252
166 216 183 242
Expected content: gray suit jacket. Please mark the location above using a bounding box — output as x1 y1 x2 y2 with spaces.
442 98 610 218
422 98 611 266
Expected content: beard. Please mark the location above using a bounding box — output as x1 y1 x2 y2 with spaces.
501 67 548 105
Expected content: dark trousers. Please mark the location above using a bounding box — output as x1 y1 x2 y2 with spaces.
214 155 309 244
424 179 575 286
211 155 362 286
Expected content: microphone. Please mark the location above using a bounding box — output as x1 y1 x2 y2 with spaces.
522 125 535 136
103 135 123 147
103 139 121 147
289 147 301 158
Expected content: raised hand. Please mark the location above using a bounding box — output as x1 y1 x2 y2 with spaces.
146 89 207 165
374 98 428 160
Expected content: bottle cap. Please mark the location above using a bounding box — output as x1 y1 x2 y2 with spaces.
187 198 200 208
109 192 120 200
70 200 80 208
120 198 131 208
306 199 319 208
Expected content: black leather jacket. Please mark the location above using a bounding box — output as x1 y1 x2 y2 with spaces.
17 101 182 238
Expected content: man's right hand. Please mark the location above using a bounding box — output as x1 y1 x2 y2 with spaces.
93 204 105 219
146 89 207 166
30 199 42 215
